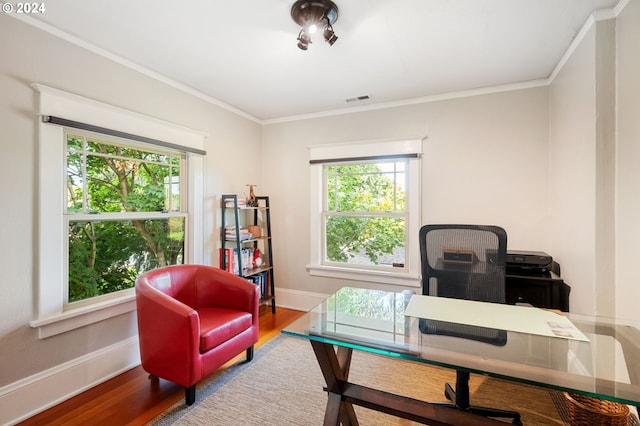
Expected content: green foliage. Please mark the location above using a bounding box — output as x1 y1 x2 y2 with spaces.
124 184 166 212
66 136 185 303
325 162 406 265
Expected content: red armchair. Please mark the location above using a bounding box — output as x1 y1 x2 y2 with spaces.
135 264 259 405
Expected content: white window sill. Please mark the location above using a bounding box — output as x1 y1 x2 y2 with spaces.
307 264 420 287
30 292 137 339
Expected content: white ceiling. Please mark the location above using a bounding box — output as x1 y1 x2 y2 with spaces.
24 0 619 122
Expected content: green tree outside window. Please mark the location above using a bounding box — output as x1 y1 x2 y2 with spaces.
325 162 406 267
66 135 185 303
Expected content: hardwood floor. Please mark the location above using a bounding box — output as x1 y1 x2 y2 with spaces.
18 306 304 426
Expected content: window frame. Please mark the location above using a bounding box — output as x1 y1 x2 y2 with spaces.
31 84 206 338
321 159 410 272
63 131 188 307
307 139 423 287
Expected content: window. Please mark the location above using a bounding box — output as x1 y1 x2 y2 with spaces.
31 84 206 338
308 139 423 286
324 160 407 269
65 132 186 306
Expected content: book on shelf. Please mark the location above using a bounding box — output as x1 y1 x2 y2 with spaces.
220 246 263 276
240 247 252 274
225 198 247 208
245 271 270 298
224 225 253 241
218 248 234 273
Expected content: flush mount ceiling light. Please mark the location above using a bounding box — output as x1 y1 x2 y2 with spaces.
291 0 339 50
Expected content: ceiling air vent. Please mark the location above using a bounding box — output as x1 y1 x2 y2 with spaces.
345 95 371 103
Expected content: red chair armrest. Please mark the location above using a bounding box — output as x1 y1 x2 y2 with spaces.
135 281 201 386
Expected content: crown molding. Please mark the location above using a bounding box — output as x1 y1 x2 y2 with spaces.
9 0 628 126
548 0 626 84
7 14 261 124
263 79 549 125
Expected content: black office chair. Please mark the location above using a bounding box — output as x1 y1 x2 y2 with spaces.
419 224 522 425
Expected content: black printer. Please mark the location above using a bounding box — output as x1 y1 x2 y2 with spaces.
504 250 569 311
506 250 553 273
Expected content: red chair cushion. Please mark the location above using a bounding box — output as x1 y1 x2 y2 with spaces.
197 307 253 352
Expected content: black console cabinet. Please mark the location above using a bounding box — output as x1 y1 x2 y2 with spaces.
505 271 570 312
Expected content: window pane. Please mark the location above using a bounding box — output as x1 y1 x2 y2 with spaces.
66 136 184 213
166 167 181 212
67 136 84 151
68 217 185 302
326 162 406 212
66 149 84 213
325 215 405 267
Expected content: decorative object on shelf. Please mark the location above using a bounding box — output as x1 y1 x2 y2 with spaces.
248 225 261 238
246 184 258 207
254 248 262 268
291 0 339 50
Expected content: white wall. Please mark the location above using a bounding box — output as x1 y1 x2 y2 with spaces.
262 88 550 302
548 7 638 318
548 25 598 316
615 0 640 320
0 14 261 423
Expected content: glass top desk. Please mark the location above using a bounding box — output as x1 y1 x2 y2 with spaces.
282 287 640 425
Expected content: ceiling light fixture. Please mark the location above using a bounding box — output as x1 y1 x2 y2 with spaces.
291 0 339 50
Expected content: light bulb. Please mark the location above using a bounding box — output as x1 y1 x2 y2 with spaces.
308 24 317 34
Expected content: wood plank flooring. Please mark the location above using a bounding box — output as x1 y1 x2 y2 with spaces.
17 306 304 426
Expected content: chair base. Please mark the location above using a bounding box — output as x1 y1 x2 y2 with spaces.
441 371 522 425
246 345 254 362
185 384 196 406
181 345 255 407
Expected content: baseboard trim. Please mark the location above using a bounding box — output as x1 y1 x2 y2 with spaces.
0 336 140 426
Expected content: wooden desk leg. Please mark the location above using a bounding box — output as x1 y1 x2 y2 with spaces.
309 340 505 426
311 340 359 426
335 346 358 424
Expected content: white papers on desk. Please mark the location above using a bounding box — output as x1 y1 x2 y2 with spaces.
404 295 589 342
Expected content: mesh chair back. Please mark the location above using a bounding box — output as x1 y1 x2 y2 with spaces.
419 224 508 345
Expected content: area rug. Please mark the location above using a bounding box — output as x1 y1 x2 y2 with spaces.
148 334 573 425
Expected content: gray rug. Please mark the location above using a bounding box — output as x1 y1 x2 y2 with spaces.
148 334 579 425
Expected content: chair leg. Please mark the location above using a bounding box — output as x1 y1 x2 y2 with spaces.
441 370 522 425
185 385 196 406
468 405 522 425
444 382 455 402
454 370 470 409
246 345 254 362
